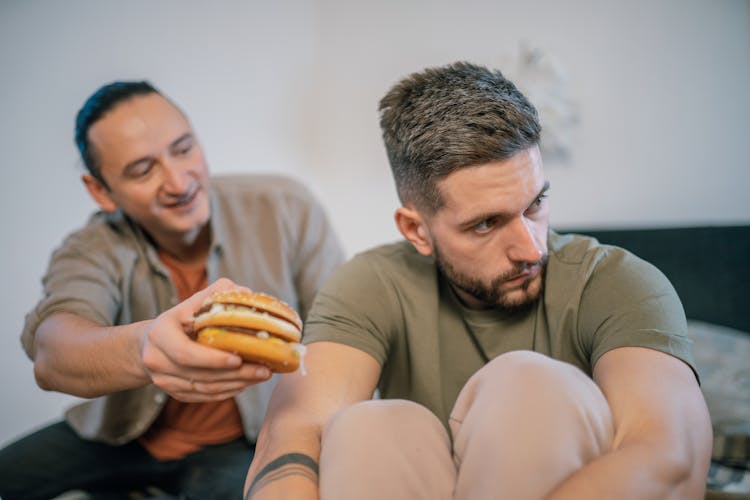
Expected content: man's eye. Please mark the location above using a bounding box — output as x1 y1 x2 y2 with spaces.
174 141 193 156
473 219 494 234
527 194 547 213
125 161 154 178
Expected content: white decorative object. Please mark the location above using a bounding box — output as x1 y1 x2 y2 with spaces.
500 42 579 164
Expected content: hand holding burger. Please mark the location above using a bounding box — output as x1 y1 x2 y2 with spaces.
193 290 305 373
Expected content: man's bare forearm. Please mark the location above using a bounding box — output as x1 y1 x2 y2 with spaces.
544 441 705 500
243 408 325 500
245 453 319 500
33 312 150 397
570 348 713 500
243 342 382 500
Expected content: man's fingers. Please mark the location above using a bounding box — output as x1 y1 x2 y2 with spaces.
143 277 271 378
170 338 245 369
178 277 240 318
151 364 272 392
153 367 272 403
185 362 272 382
170 388 246 404
190 377 267 395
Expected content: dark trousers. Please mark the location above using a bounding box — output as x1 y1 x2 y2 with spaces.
0 421 254 500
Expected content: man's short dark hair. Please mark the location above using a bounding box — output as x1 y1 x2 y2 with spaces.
74 80 160 187
378 61 541 214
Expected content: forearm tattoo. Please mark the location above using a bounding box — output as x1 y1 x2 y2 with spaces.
245 452 319 499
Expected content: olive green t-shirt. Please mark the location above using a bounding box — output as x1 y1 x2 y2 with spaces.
303 231 694 428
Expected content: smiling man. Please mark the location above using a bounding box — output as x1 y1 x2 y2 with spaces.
243 62 712 500
0 81 344 499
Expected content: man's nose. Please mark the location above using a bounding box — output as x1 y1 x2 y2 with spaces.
506 217 544 264
160 159 190 194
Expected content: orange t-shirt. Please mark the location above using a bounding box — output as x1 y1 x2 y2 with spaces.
138 250 244 461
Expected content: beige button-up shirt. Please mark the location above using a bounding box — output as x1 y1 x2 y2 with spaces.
22 174 344 444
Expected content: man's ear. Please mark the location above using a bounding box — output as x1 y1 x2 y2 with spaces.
394 206 434 257
82 174 117 212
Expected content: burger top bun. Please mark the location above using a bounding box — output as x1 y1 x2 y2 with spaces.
193 290 302 343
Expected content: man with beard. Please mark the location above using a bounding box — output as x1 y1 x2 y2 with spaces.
243 62 711 500
0 81 344 499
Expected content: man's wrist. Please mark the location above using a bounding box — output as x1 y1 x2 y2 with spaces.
245 453 319 499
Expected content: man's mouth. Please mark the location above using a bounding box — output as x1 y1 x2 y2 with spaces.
162 186 199 208
503 264 540 286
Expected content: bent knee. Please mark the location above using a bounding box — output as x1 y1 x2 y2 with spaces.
481 350 592 388
325 399 439 439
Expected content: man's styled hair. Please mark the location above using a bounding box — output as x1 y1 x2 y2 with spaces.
379 61 541 214
74 80 160 187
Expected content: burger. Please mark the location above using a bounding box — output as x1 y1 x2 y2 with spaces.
193 290 305 373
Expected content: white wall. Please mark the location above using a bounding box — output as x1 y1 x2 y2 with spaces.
1 0 748 447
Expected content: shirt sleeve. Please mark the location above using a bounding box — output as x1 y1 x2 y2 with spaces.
21 221 123 359
286 183 346 320
302 253 399 366
577 247 696 377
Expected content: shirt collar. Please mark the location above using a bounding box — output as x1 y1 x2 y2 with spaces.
207 186 226 256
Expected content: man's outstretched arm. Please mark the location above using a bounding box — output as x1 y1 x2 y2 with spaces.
546 346 712 500
32 278 272 401
244 341 381 500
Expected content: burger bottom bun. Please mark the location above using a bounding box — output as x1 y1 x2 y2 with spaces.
196 327 301 373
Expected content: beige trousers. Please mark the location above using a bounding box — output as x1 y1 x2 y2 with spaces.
319 350 614 500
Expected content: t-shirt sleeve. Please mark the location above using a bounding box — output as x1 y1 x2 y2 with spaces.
302 253 399 366
578 248 696 377
21 227 122 359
